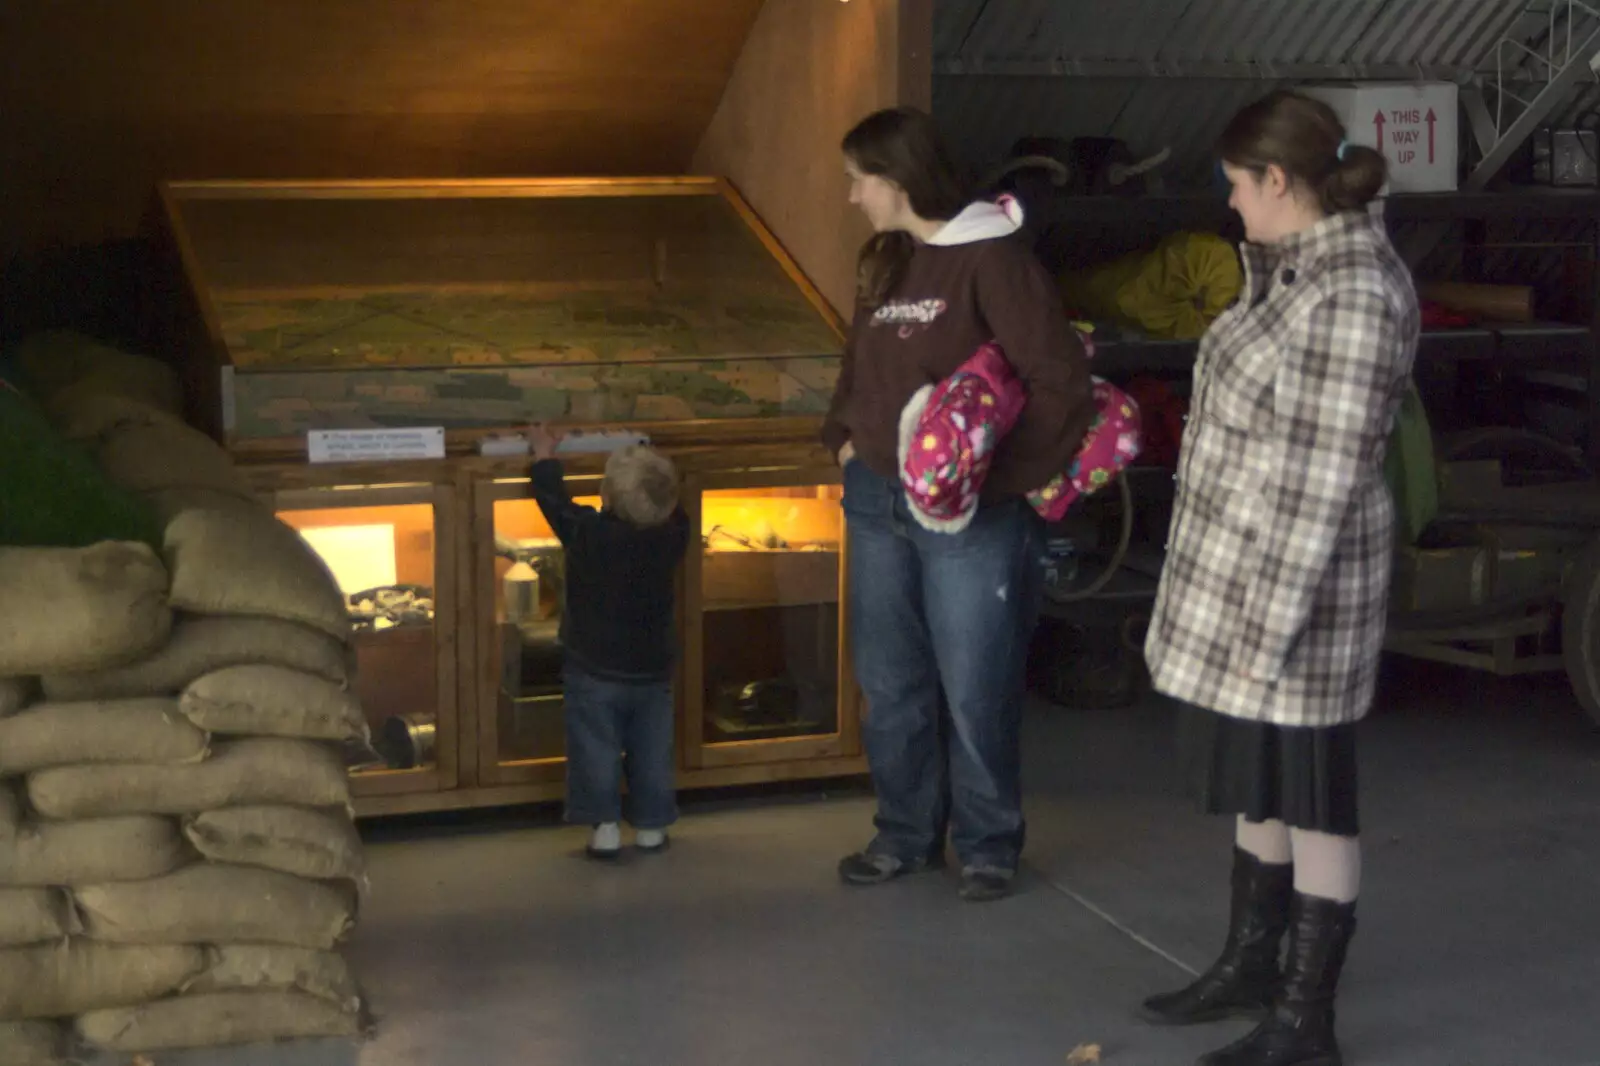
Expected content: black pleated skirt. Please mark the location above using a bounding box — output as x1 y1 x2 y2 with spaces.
1174 699 1360 836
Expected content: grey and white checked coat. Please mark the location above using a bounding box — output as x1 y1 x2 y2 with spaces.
1145 203 1419 728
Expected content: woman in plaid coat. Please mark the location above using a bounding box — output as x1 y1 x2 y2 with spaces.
1139 91 1419 1066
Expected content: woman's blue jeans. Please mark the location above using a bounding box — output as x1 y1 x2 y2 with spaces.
842 459 1044 874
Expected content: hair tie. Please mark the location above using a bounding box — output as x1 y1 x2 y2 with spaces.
1336 140 1350 162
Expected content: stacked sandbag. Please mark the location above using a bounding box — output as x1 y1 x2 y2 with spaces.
0 683 365 1056
0 679 198 1065
7 330 184 418
0 542 171 677
1 331 372 1055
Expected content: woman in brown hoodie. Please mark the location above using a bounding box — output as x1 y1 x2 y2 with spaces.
825 107 1094 901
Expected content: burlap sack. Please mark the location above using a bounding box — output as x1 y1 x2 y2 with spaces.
41 613 350 702
48 391 189 442
0 816 189 887
76 989 362 1051
0 678 33 717
10 330 183 415
0 781 19 842
75 865 357 950
0 1020 68 1066
185 945 362 1012
0 942 203 1019
184 806 364 883
0 699 208 776
27 737 350 819
96 418 254 500
182 665 367 742
0 889 76 947
0 542 171 676
158 492 352 641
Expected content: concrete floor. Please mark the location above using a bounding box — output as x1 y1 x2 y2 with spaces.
89 656 1600 1066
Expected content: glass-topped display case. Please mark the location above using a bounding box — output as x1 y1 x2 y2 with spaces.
162 177 864 815
267 481 460 799
157 177 844 445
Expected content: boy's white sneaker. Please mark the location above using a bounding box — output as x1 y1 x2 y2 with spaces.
635 828 670 853
587 822 622 860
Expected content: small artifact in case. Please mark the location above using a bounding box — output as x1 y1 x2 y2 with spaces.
707 676 834 742
348 584 435 631
377 713 437 770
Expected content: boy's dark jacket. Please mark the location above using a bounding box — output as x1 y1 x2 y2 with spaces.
528 458 690 682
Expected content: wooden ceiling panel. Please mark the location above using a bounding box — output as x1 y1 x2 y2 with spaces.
0 0 764 254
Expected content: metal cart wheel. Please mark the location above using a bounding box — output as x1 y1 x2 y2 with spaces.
1039 475 1136 605
1560 538 1600 727
1030 476 1150 710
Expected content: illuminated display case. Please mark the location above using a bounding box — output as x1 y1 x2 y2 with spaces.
268 481 460 800
167 177 865 816
688 474 853 766
472 458 860 796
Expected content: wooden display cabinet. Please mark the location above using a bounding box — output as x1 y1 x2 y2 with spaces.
684 466 860 772
263 477 464 803
466 451 863 808
471 470 598 793
159 176 868 816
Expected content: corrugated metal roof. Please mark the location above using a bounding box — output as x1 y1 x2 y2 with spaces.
936 0 1534 69
934 0 1600 188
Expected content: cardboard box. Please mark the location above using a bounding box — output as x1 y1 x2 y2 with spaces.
1301 82 1459 193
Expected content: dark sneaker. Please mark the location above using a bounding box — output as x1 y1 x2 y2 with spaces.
959 865 1014 902
838 849 943 886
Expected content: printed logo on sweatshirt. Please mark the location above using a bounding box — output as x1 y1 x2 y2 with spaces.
872 298 947 338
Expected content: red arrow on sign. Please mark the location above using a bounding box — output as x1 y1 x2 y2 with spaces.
1374 110 1387 158
1425 108 1437 164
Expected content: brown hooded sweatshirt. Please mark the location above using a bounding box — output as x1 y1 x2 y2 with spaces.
821 197 1094 500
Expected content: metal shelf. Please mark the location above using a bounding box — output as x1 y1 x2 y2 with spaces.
1087 323 1589 378
1045 189 1600 230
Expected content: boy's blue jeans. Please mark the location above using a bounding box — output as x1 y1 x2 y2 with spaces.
563 665 678 829
842 460 1044 874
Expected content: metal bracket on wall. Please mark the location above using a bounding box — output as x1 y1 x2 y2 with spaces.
1405 1 1600 268
1460 88 1501 160
1473 0 1600 190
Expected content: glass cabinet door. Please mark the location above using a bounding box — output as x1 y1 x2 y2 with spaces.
272 482 458 796
474 473 606 786
684 469 858 768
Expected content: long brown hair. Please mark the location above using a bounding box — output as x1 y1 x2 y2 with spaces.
842 108 967 308
1217 90 1386 214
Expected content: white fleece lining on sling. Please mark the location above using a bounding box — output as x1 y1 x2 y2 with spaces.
898 384 978 534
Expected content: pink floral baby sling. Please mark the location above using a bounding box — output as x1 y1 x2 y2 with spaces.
898 327 1142 532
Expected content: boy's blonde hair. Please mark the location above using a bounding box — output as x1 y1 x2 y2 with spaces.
603 445 679 527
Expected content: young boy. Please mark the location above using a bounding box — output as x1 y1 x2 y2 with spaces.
526 424 690 859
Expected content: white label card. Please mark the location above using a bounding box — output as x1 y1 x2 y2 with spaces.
307 427 446 464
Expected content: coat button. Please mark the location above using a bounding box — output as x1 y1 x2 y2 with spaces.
1281 268 1297 285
